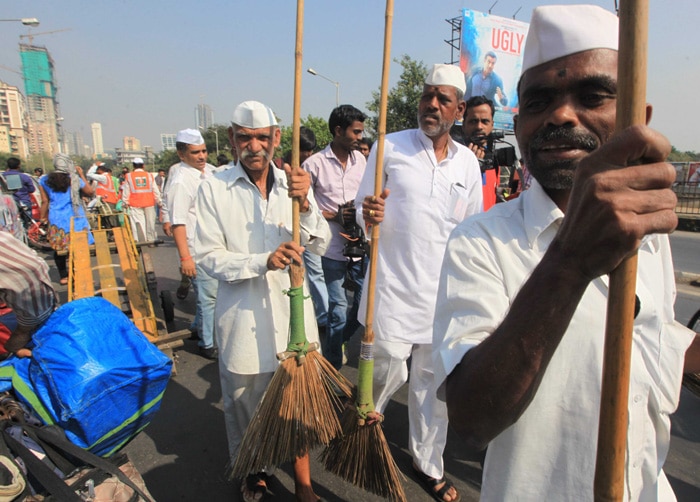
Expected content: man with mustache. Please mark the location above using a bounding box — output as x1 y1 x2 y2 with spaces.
167 129 219 360
303 104 367 370
195 100 330 502
357 64 482 502
434 5 700 500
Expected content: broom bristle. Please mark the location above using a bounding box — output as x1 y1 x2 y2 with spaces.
230 351 354 479
321 406 407 502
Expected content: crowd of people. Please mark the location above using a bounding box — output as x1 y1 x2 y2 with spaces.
1 4 699 502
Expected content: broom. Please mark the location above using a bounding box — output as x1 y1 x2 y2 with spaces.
594 1 649 500
321 1 407 500
230 0 353 479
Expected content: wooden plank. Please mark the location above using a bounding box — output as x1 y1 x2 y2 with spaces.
93 230 121 308
71 230 94 300
112 227 158 341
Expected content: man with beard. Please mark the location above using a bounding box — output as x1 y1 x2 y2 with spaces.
462 95 500 210
195 100 330 502
303 104 367 370
357 64 482 502
434 5 700 500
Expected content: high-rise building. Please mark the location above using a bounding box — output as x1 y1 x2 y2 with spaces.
20 43 61 157
160 133 176 151
123 136 141 151
195 103 213 130
0 81 30 159
91 122 104 157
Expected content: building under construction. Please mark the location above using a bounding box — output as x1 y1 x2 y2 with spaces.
20 43 61 158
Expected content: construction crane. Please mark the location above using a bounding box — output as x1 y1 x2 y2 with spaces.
19 28 72 46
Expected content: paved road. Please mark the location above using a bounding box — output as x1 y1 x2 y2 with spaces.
43 229 699 501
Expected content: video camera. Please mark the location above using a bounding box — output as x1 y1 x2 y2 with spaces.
469 130 515 173
337 201 369 258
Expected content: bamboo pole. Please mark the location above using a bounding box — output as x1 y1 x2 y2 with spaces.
594 1 648 500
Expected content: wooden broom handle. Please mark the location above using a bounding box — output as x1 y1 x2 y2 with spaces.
289 0 305 290
362 0 393 346
594 1 648 500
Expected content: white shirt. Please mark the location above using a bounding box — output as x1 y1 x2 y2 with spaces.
165 162 216 250
355 128 482 344
195 162 331 374
433 179 695 501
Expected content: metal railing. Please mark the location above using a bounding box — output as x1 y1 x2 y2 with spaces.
673 182 700 217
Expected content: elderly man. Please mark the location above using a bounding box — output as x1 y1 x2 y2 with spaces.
434 5 700 501
122 158 161 243
357 64 482 502
166 129 218 360
195 101 330 502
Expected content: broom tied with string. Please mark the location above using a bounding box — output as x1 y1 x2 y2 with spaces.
321 1 406 500
230 0 353 480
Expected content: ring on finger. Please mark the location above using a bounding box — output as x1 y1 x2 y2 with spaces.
369 209 375 217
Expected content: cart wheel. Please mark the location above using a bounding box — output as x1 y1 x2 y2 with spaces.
160 290 175 323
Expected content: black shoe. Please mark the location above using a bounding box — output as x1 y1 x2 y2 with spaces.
176 284 189 300
198 346 218 360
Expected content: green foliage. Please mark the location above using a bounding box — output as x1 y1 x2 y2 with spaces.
279 115 333 160
366 54 428 135
155 149 181 172
198 124 231 164
668 146 700 162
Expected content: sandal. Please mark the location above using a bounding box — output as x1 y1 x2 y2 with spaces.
412 465 461 502
241 472 269 502
59 278 68 286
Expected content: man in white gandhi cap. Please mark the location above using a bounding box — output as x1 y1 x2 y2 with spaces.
355 63 483 502
194 100 331 502
434 5 700 500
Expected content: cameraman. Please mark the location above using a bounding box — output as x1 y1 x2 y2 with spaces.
462 96 500 210
303 105 367 370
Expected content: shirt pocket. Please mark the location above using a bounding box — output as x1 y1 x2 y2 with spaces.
445 182 471 223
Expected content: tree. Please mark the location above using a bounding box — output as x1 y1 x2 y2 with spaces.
278 115 333 160
366 54 428 136
199 124 231 164
668 146 700 162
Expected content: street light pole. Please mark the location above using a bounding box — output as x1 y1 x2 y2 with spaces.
199 126 219 157
0 18 40 27
307 67 340 107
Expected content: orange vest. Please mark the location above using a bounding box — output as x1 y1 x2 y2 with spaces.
125 170 156 208
95 174 119 205
482 167 499 211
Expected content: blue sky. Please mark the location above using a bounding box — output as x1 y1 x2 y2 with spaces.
1 0 698 152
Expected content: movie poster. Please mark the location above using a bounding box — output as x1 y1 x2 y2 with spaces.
460 9 529 132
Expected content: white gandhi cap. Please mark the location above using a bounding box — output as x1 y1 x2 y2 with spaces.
424 64 466 94
176 128 205 145
232 101 278 128
522 4 618 74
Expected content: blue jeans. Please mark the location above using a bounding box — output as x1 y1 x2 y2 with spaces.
192 264 217 349
303 251 328 329
321 256 365 369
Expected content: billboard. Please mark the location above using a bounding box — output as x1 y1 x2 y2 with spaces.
460 9 529 132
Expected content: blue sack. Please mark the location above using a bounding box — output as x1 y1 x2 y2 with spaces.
0 297 172 456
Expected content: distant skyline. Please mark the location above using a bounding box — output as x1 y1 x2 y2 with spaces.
0 0 698 153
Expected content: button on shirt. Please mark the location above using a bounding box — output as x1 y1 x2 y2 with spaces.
195 162 331 374
355 128 483 344
303 144 366 261
433 179 695 501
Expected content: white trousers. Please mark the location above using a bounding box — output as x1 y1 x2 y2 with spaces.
129 206 157 242
219 369 274 463
373 340 448 480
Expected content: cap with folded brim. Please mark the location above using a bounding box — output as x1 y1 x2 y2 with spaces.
522 4 618 74
424 64 466 94
133 157 144 164
176 128 205 145
232 101 278 128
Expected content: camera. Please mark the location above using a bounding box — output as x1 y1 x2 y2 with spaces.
469 131 515 173
337 201 368 258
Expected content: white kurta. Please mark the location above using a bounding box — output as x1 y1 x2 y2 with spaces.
355 128 483 344
165 162 216 250
195 162 330 375
434 179 695 501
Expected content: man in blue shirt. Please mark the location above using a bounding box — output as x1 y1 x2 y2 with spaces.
1 158 35 210
465 51 508 107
